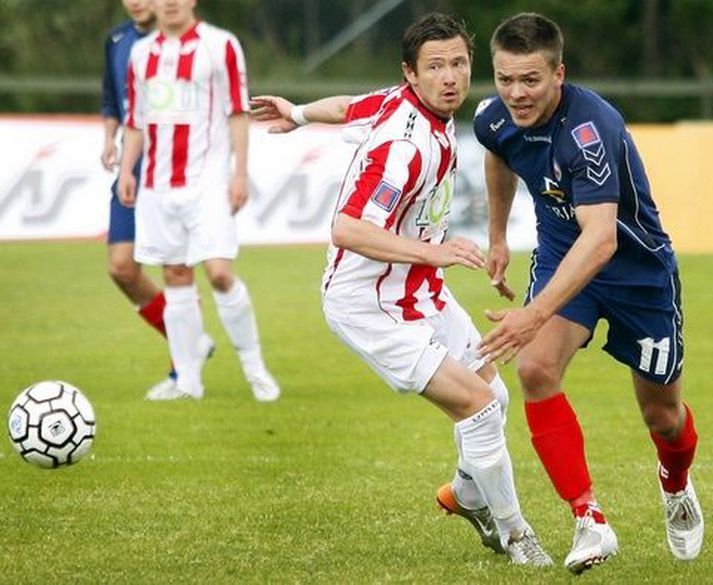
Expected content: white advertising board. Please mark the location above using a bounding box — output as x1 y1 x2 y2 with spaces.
0 116 536 250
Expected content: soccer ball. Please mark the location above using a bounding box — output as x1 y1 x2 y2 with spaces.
7 380 96 468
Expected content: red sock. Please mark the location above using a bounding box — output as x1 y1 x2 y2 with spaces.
525 393 592 503
138 292 168 338
650 403 698 493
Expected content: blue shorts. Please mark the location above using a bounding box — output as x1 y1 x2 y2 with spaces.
526 257 683 385
107 162 141 245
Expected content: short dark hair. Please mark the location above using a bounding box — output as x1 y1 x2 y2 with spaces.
402 12 473 70
490 12 563 69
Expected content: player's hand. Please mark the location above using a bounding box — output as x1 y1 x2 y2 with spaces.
229 173 248 214
101 140 118 171
117 172 136 207
477 306 544 364
431 237 486 270
250 95 298 134
487 241 515 300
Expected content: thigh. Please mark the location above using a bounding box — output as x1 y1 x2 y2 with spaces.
432 297 485 373
324 313 447 394
185 181 238 266
134 189 187 266
599 274 683 385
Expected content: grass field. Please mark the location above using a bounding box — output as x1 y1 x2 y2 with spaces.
0 241 711 584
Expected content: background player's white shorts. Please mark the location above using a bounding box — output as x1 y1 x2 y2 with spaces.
134 170 238 267
324 299 485 394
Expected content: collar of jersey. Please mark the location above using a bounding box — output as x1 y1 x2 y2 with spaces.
155 21 200 45
402 84 449 131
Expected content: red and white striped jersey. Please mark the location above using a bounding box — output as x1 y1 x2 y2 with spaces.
125 21 249 191
322 84 458 324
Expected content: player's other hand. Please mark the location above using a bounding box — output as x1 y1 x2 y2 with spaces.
117 172 136 207
477 306 544 364
101 140 118 171
432 237 486 270
250 95 298 134
229 173 248 214
487 241 515 300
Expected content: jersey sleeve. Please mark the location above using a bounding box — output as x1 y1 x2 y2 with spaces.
223 33 250 116
340 139 422 229
100 35 120 120
472 97 503 155
124 48 143 130
563 110 624 206
341 87 397 144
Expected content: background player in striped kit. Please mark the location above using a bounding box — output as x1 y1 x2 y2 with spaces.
118 0 279 402
474 12 703 573
252 12 552 567
101 0 215 400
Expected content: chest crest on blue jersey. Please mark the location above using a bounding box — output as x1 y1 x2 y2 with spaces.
541 176 566 203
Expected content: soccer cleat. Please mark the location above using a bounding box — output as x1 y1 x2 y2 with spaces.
436 483 504 554
247 368 281 402
564 507 619 574
660 474 704 560
504 527 554 567
145 380 196 401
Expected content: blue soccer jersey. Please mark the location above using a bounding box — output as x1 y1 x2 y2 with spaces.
101 20 148 123
474 84 676 286
102 20 147 244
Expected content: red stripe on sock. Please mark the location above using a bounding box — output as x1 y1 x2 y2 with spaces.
651 403 698 493
525 393 592 502
138 292 167 338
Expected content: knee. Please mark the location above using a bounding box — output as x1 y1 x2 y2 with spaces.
108 257 139 287
516 357 559 396
641 403 680 437
207 271 234 293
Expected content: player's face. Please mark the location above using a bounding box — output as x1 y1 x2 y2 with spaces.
122 0 154 28
150 0 196 34
403 36 471 119
492 49 564 128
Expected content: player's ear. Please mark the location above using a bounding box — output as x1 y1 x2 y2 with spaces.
555 62 565 86
402 61 417 85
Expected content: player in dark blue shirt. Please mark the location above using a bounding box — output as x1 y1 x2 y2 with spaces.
100 1 212 400
473 13 703 573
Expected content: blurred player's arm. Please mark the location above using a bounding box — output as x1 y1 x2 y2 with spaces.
100 35 121 171
251 95 352 133
117 127 143 207
229 113 250 214
333 213 485 271
484 150 519 300
101 116 121 171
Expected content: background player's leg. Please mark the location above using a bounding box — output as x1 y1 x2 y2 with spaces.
203 259 280 402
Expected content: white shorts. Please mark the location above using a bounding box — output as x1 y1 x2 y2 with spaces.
134 172 238 267
324 300 485 394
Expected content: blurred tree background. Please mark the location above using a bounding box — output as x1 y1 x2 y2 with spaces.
0 0 711 121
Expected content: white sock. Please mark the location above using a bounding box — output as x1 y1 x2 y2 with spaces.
164 284 204 397
212 278 265 375
455 400 526 541
489 372 510 425
452 465 488 510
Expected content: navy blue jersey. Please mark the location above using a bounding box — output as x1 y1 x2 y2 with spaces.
101 20 148 122
474 84 676 286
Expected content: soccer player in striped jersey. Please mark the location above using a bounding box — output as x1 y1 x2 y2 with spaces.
474 13 703 573
101 0 214 400
118 0 279 402
252 12 552 567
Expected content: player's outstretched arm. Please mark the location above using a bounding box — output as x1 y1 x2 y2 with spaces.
251 95 353 133
332 213 485 270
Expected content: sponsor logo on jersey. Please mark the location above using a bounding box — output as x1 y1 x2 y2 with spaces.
571 121 601 149
371 181 401 212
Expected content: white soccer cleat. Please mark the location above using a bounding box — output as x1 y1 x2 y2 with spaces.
247 369 281 402
504 526 553 567
660 475 704 560
564 510 619 574
145 379 197 401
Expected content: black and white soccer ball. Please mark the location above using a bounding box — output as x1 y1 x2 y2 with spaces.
7 380 96 468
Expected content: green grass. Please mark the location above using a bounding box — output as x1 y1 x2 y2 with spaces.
0 241 711 584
